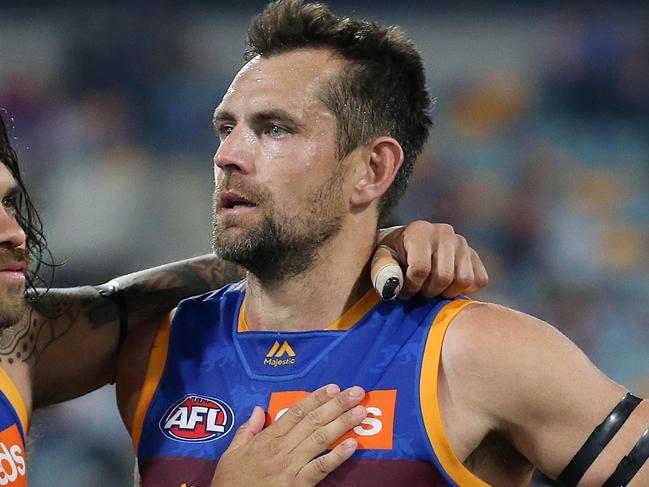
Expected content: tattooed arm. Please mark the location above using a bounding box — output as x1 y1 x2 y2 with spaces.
3 222 486 413
5 255 241 410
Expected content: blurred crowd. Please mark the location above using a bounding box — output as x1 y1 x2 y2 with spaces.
1 1 648 485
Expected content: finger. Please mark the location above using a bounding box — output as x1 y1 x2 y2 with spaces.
441 237 475 298
399 238 434 300
416 237 455 298
469 248 489 293
461 283 480 295
226 406 266 450
295 438 358 487
370 246 403 300
459 253 488 295
283 386 365 450
266 384 340 438
296 438 358 486
292 404 367 464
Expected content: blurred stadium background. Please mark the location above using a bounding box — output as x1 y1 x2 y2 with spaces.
1 0 648 485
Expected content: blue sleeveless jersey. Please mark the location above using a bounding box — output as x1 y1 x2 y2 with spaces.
0 367 28 486
133 283 489 486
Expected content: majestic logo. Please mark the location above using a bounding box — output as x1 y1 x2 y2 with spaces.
0 424 26 486
159 394 235 442
264 340 296 367
267 389 397 450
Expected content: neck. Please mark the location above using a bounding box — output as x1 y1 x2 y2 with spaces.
243 220 377 332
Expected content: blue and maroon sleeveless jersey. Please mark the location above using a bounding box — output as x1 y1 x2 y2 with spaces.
0 367 28 486
133 282 489 487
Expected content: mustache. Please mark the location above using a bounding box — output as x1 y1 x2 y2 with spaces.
0 248 31 270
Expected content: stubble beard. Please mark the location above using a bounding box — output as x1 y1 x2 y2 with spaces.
0 249 30 330
212 170 346 284
0 285 26 330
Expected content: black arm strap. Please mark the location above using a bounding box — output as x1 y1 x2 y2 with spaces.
558 393 642 487
602 427 649 487
95 281 129 350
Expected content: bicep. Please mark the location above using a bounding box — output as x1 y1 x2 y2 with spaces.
444 303 649 485
30 286 123 408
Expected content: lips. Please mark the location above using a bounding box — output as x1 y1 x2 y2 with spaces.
219 191 257 210
0 259 27 285
0 261 26 273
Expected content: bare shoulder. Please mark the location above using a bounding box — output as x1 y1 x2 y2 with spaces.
442 302 579 377
116 312 170 435
442 302 621 420
439 302 632 481
437 303 556 462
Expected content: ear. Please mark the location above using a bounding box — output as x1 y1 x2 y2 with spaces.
350 136 404 208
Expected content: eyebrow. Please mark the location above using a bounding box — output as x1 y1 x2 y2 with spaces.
2 185 20 200
212 109 235 127
212 108 305 132
250 109 304 130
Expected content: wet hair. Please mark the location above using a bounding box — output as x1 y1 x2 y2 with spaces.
246 0 433 224
0 111 52 295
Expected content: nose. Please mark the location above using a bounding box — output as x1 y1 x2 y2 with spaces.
0 205 27 250
213 126 255 175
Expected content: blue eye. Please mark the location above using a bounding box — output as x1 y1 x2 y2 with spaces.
269 125 288 138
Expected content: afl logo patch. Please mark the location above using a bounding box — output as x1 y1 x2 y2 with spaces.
159 394 235 442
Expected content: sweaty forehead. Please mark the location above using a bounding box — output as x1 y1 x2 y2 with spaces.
220 49 345 115
0 163 17 191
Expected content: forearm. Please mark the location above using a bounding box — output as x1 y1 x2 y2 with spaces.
109 254 242 331
29 254 242 407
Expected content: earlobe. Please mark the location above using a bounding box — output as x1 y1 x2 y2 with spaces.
350 137 404 208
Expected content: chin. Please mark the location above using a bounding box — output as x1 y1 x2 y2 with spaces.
216 226 251 246
0 291 27 330
213 231 246 257
214 215 260 239
0 299 27 329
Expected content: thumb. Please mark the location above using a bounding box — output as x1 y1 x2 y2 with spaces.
227 406 266 450
370 245 403 300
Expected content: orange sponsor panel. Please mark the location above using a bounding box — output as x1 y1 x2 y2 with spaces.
0 424 26 487
266 390 309 428
266 389 397 450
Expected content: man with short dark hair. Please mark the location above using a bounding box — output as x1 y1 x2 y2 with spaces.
0 99 486 482
116 1 649 486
